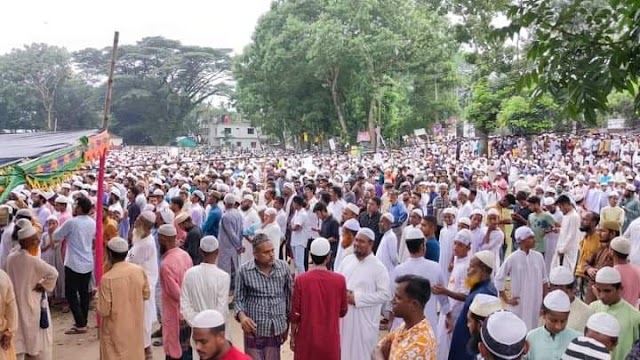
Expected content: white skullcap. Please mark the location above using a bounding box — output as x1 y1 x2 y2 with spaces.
15 218 31 229
469 294 503 317
159 208 175 224
487 208 499 217
410 208 423 217
405 227 424 241
626 184 636 192
586 312 621 337
514 226 535 242
152 189 165 196
192 190 205 201
453 229 473 246
543 290 571 312
158 224 177 237
55 195 68 204
543 197 555 206
46 214 59 223
443 207 457 216
200 236 219 252
345 203 360 216
16 208 33 218
381 213 394 223
343 218 361 232
283 182 295 191
108 204 123 217
143 204 156 212
356 227 375 241
223 194 236 205
481 311 527 360
140 211 156 224
439 183 448 189
175 212 190 224
109 187 121 198
609 191 620 198
610 236 631 255
265 208 277 216
549 266 574 286
243 194 254 202
192 310 225 329
458 217 471 227
256 205 267 213
310 237 331 256
61 183 72 189
459 188 470 196
474 250 495 269
107 237 129 253
17 225 36 240
471 209 485 218
595 266 621 284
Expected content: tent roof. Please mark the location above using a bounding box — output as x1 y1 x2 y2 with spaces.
0 130 98 166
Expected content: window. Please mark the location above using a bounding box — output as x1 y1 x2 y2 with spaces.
236 142 241 147
247 128 255 135
251 142 257 148
224 128 231 135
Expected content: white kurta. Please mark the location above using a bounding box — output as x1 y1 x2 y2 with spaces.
551 209 582 273
0 223 15 271
398 225 416 264
338 253 391 360
458 202 473 220
438 225 457 280
375 230 398 276
240 208 261 264
494 249 548 331
436 255 471 360
126 234 158 348
255 222 281 260
544 210 563 274
625 217 640 266
390 257 450 339
180 263 231 360
479 229 504 272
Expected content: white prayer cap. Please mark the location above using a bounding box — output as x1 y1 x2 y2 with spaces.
140 211 156 224
443 207 457 217
486 208 500 217
610 236 631 255
410 208 423 217
453 229 473 246
586 312 620 338
343 218 361 232
108 205 123 218
107 237 129 253
192 310 225 329
609 191 620 198
265 208 277 216
158 208 175 224
256 205 267 214
158 224 177 237
355 227 375 241
16 208 32 218
283 182 295 191
61 183 72 190
223 194 236 205
469 294 502 317
438 183 448 189
152 189 165 197
543 197 555 206
543 290 571 312
595 266 621 284
381 213 394 223
46 214 58 223
458 217 471 227
200 236 219 252
471 209 485 218
143 204 156 212
459 187 470 196
626 184 636 192
18 225 37 240
242 194 254 202
55 195 68 204
480 311 527 360
474 250 495 269
514 226 535 242
15 218 31 229
345 203 360 216
192 190 205 202
310 237 331 256
175 212 190 224
549 266 574 286
72 180 83 188
405 227 424 241
109 187 121 198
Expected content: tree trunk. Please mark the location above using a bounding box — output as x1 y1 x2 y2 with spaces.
478 125 489 156
368 98 377 152
328 67 348 139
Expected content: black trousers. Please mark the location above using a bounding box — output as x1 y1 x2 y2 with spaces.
304 238 313 272
64 266 91 328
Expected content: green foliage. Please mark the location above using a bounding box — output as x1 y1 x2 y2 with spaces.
497 94 558 135
503 0 640 124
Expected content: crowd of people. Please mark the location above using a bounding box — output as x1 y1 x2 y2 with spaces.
1 132 640 360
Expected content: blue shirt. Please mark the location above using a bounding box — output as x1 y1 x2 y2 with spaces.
424 237 440 262
202 204 222 237
390 201 408 228
448 279 497 360
526 326 581 360
53 215 96 274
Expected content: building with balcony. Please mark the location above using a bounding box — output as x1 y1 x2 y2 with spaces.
203 117 262 149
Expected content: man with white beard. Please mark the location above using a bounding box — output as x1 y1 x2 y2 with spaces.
239 195 260 265
126 210 159 359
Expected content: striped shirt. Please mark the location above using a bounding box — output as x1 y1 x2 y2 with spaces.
562 336 610 360
234 259 292 337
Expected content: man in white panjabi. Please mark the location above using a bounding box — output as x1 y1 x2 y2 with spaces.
543 197 563 274
126 210 159 357
6 226 58 360
495 226 548 331
239 194 260 265
375 213 398 276
337 227 391 360
551 195 583 273
438 207 458 280
180 236 230 360
255 208 281 260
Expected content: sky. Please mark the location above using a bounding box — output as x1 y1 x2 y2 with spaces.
0 0 273 55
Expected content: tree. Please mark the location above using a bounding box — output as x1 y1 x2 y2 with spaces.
0 44 70 130
497 94 558 136
503 0 640 123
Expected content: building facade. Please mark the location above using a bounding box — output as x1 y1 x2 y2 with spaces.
204 119 262 149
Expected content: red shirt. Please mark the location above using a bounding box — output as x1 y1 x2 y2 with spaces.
221 345 251 360
290 268 348 360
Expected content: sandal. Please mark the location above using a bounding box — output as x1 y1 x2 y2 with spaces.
65 327 88 335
